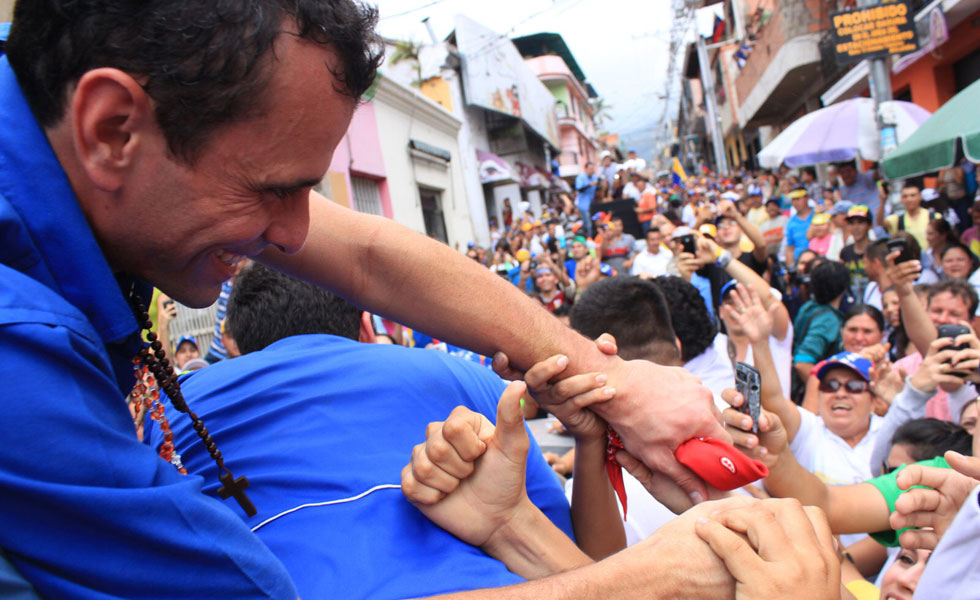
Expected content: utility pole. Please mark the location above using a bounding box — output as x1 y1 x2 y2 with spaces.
696 34 729 175
858 0 898 159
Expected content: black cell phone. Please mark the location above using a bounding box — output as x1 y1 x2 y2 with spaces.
886 238 913 264
734 362 761 434
679 234 696 254
938 323 972 376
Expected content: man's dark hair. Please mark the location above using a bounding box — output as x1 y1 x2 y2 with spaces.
651 276 716 362
928 277 980 316
570 277 680 363
901 181 923 193
892 418 973 461
866 239 893 263
6 0 383 164
809 260 851 305
800 166 816 179
227 263 361 354
646 227 661 236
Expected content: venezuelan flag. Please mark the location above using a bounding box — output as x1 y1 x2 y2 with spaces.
671 157 688 188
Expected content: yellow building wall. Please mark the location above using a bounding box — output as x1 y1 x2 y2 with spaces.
418 77 453 112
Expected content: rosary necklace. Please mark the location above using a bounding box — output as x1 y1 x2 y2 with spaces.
127 289 257 517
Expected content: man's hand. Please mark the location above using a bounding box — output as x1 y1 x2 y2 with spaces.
695 498 840 600
884 251 921 296
890 450 980 550
910 337 965 394
870 358 905 408
400 381 531 548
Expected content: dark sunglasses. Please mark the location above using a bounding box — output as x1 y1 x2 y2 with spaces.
818 379 869 394
881 460 902 475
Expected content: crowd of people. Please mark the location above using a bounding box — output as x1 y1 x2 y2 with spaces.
3 1 980 599
454 153 980 597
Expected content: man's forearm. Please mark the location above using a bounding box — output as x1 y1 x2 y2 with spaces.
898 286 937 356
262 192 605 375
481 498 593 581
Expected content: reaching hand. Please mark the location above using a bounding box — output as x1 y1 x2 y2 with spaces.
884 251 922 295
695 498 840 600
910 337 965 394
719 284 776 344
890 451 980 550
400 381 531 548
719 388 788 469
870 358 905 408
524 352 614 442
676 252 699 282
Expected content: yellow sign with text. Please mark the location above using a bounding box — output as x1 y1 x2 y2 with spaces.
830 1 919 65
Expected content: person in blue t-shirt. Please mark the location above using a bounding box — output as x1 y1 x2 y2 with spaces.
574 162 599 237
784 187 815 264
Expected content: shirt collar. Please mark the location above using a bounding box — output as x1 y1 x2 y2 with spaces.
0 56 138 344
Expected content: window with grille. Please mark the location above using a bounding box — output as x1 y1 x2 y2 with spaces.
420 188 448 244
351 175 383 215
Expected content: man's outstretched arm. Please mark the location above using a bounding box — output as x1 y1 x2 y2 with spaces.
261 192 727 503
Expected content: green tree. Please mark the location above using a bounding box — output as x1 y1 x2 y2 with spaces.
590 97 613 133
390 39 424 87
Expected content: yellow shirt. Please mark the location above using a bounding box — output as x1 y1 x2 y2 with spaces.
885 209 930 250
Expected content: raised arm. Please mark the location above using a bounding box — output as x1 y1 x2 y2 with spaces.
265 192 728 503
885 251 936 355
721 284 801 440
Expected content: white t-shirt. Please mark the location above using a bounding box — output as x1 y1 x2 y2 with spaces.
915 486 980 598
789 407 884 486
685 333 735 413
630 248 671 278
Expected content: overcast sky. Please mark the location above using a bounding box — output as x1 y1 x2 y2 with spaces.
371 0 683 161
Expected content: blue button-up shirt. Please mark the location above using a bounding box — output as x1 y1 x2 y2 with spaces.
0 54 295 598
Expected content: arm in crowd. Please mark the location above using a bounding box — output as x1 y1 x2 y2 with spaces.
721 284 802 441
702 235 789 340
885 251 936 356
722 393 891 535
263 192 729 504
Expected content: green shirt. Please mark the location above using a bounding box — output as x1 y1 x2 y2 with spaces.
867 455 950 546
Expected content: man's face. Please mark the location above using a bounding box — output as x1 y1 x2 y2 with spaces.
847 217 870 239
901 187 922 213
715 217 740 246
174 341 200 369
646 230 662 253
585 163 596 175
791 195 807 212
839 165 857 186
766 202 781 218
927 291 971 325
817 367 872 441
535 270 557 292
571 241 588 259
104 35 354 307
611 219 624 235
602 156 612 166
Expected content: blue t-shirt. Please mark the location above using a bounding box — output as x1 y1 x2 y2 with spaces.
0 56 295 598
785 211 814 261
575 172 598 208
154 335 573 600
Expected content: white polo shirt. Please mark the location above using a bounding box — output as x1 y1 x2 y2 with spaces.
789 407 884 486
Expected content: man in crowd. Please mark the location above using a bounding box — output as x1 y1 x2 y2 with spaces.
173 335 201 371
860 239 894 310
532 265 570 313
634 175 658 233
598 216 635 276
837 161 881 222
784 188 814 264
885 183 930 250
759 197 787 256
630 227 671 279
0 2 729 597
575 161 599 236
801 166 822 203
713 200 769 276
743 184 768 228
839 204 872 286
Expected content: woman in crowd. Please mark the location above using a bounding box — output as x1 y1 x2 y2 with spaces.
801 304 888 413
920 217 958 281
938 242 980 313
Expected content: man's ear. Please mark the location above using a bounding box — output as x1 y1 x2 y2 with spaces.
358 311 377 344
70 68 154 192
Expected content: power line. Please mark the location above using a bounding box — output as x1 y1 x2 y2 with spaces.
379 0 448 21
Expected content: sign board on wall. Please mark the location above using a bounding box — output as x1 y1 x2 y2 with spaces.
830 1 919 66
454 15 560 148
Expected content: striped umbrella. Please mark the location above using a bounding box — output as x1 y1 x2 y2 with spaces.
758 97 931 169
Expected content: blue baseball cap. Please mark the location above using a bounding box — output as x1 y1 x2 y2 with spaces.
830 201 853 216
720 279 738 301
176 335 198 350
816 351 871 382
598 263 616 276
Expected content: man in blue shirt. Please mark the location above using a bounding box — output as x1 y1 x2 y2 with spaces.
837 161 881 223
784 187 814 264
574 162 599 237
0 2 728 597
154 264 574 599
